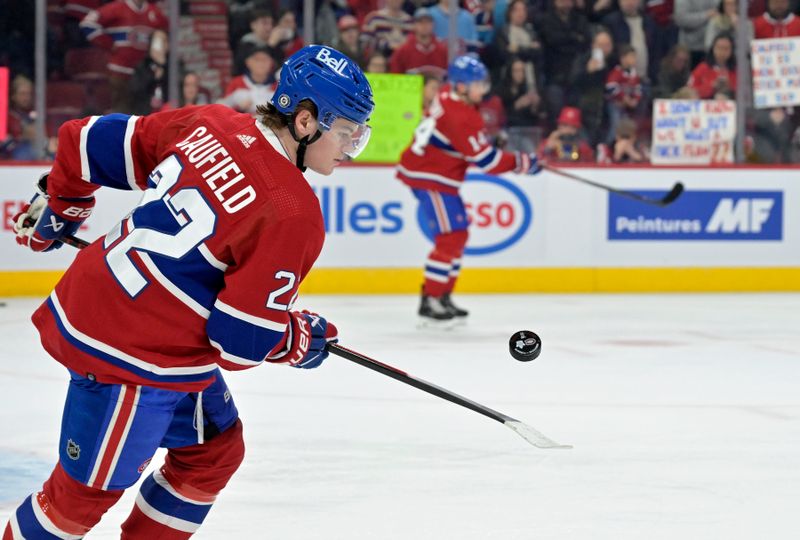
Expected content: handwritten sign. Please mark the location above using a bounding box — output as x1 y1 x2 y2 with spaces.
355 73 422 164
751 37 800 108
651 99 736 164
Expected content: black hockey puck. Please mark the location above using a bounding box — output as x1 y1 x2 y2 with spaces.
509 331 541 362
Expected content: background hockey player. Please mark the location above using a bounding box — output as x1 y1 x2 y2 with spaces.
396 54 542 325
5 45 373 539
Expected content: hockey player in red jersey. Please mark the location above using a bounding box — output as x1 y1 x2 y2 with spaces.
397 55 541 324
5 45 374 539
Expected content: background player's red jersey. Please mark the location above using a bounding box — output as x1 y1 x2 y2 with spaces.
33 105 324 392
397 84 523 195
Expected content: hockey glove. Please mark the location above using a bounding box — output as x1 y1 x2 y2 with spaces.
13 175 94 252
515 152 542 175
283 310 339 369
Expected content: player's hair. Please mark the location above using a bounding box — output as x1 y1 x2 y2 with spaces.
257 100 318 131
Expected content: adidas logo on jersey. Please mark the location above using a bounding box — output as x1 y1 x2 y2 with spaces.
237 134 257 148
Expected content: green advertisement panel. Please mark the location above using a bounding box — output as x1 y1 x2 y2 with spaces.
355 73 423 164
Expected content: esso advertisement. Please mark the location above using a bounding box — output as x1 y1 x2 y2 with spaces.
416 173 532 255
608 190 784 241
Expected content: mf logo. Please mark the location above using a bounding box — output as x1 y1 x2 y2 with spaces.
706 198 774 233
608 190 783 241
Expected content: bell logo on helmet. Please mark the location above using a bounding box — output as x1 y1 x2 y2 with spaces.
315 47 348 76
278 94 291 108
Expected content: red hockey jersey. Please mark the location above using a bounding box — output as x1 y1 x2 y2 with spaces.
32 105 324 392
80 0 168 76
396 85 521 195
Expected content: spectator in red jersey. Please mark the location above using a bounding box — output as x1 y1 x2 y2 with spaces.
688 32 736 99
79 0 168 113
268 8 304 60
605 44 643 144
389 7 448 78
705 0 753 48
334 15 368 68
753 0 800 38
361 0 413 59
63 0 103 48
538 106 595 163
219 45 278 114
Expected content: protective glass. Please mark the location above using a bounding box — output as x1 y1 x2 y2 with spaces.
326 121 372 159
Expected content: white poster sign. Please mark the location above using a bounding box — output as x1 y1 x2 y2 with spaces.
751 37 800 108
651 99 736 164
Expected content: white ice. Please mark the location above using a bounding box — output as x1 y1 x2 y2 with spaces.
1 293 798 539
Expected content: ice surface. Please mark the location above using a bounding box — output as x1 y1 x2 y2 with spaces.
1 293 798 539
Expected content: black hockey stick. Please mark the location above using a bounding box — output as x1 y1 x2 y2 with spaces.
21 218 90 249
328 343 571 449
27 226 570 449
543 164 684 206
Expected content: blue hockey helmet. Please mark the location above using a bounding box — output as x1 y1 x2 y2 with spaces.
271 45 375 132
447 55 488 85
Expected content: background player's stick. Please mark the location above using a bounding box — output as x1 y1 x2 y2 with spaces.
328 343 571 449
27 227 570 449
542 164 684 206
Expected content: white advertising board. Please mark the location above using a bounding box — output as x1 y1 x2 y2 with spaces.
2 164 797 272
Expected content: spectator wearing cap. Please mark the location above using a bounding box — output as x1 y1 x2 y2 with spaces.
753 0 800 38
234 8 275 74
219 45 278 114
334 15 369 68
362 0 414 59
389 8 449 78
538 106 595 163
429 0 480 52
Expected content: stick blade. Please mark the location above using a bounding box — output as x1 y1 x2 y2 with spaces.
660 182 685 205
505 420 572 449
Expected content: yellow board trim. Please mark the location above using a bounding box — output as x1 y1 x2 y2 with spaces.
2 268 799 297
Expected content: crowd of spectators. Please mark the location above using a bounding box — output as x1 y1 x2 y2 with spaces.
3 0 800 164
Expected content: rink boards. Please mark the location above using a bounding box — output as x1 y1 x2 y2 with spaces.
1 163 798 295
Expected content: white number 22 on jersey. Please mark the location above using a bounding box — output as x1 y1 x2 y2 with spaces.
105 155 217 297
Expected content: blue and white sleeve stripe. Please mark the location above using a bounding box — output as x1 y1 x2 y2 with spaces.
206 300 287 368
80 113 141 190
468 146 501 171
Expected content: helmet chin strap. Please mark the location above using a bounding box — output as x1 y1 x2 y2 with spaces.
288 121 322 172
